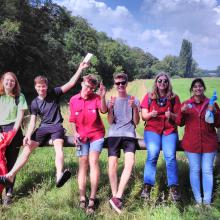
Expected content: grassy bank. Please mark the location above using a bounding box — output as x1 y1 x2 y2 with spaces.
1 77 220 219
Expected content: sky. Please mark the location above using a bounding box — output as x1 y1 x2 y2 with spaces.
55 0 220 70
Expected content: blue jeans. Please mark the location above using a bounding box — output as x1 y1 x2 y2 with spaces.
185 151 216 204
143 131 179 186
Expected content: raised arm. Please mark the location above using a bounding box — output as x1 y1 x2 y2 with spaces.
99 82 107 114
129 97 140 125
61 62 89 94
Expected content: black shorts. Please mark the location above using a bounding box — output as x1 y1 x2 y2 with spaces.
31 124 65 146
107 137 137 158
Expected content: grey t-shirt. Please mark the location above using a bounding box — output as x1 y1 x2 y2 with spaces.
107 95 140 138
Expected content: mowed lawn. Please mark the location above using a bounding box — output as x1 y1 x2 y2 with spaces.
1 77 220 220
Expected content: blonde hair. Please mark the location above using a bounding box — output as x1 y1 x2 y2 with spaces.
0 72 21 97
83 74 99 88
150 72 175 100
113 72 128 82
34 75 48 85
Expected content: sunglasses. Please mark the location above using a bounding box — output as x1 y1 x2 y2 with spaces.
157 79 168 84
115 81 127 86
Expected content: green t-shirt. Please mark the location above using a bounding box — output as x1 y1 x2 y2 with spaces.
0 93 28 125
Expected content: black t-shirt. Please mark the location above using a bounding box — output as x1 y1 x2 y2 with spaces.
30 87 63 126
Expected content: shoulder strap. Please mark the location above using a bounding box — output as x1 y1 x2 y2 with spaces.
35 98 40 114
170 97 176 111
15 96 19 106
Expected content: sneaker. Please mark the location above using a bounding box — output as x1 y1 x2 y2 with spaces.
141 184 152 199
3 194 13 206
169 185 181 202
109 197 122 214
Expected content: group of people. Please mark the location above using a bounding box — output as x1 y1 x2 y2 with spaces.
0 61 219 215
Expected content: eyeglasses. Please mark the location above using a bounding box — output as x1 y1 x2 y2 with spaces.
82 82 95 91
115 81 127 86
157 79 168 84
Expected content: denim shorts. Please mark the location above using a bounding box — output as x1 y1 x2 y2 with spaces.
77 138 104 157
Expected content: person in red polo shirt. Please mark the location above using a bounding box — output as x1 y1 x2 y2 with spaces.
69 74 107 214
180 78 220 206
140 72 181 202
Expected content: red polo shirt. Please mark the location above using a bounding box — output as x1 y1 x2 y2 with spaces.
180 96 220 153
69 93 105 143
141 94 181 135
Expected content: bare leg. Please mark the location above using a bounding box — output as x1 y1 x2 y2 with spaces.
53 139 64 181
116 152 135 198
78 156 89 201
6 141 39 182
108 156 118 197
89 151 100 200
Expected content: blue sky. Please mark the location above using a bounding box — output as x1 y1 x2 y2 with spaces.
55 0 220 70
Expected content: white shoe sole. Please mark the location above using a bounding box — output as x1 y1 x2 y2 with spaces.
109 199 122 214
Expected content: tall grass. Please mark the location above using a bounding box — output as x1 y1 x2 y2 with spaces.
1 78 220 219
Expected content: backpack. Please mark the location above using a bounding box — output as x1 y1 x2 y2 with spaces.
15 96 19 106
148 97 176 110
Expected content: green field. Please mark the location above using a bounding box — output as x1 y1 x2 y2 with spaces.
1 78 220 220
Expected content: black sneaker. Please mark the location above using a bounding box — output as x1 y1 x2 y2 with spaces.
141 184 152 199
169 185 181 202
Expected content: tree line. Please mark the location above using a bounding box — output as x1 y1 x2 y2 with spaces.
0 0 216 100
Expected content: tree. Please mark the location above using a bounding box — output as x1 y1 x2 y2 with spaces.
179 39 193 78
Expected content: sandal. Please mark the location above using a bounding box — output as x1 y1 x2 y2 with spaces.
79 200 87 209
56 169 71 188
86 198 96 215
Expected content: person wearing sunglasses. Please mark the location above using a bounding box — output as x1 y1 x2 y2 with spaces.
107 73 140 214
140 72 181 202
0 62 89 194
69 74 107 214
180 78 220 207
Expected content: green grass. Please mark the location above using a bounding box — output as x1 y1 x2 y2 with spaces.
1 77 220 219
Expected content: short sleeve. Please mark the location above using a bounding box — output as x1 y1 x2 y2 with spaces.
140 94 149 109
69 98 76 123
17 93 28 111
30 99 38 116
54 87 63 97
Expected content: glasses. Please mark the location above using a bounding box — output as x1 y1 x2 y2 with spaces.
115 81 127 86
157 79 168 84
82 82 95 91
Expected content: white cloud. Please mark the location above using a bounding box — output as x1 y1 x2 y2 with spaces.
55 0 138 35
56 0 220 69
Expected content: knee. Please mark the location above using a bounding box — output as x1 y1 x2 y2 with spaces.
80 158 89 168
108 159 118 171
89 157 99 168
124 160 134 171
202 167 213 175
190 165 200 173
55 148 64 156
23 145 35 156
164 153 176 164
147 151 159 164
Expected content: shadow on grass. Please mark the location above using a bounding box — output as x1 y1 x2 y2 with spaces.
13 160 78 200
